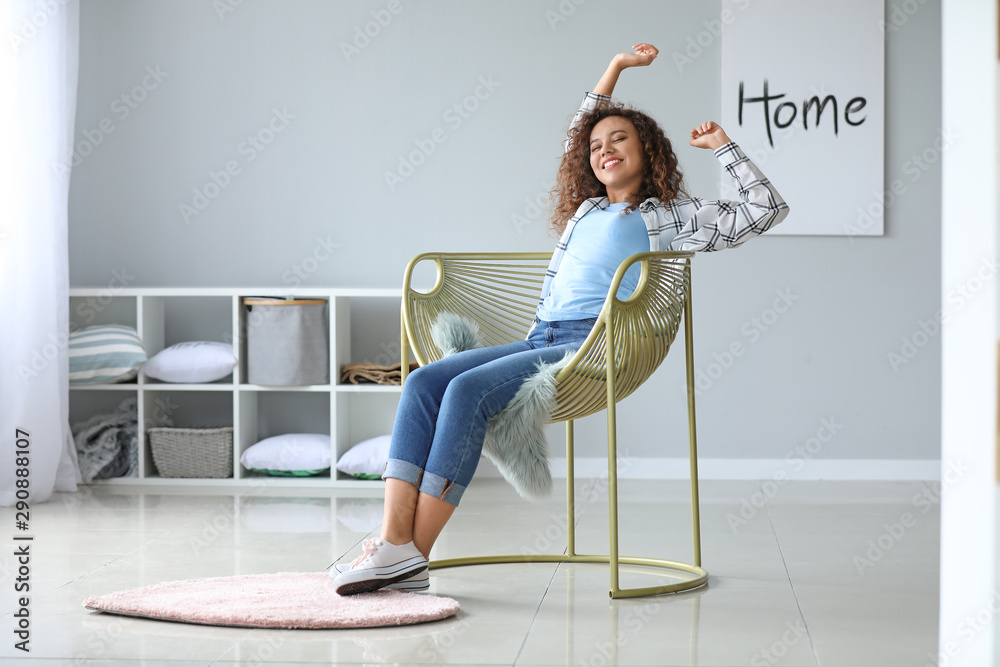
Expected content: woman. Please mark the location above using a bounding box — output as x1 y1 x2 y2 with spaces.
333 43 789 596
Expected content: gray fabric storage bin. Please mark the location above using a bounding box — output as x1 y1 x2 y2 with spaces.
244 298 330 385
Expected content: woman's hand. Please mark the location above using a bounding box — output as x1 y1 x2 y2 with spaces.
593 43 658 97
689 122 732 150
612 43 659 69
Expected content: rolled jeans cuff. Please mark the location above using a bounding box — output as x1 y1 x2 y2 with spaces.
382 458 468 507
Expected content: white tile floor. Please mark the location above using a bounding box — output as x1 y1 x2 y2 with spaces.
0 478 939 666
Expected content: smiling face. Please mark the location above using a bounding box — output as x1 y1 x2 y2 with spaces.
589 116 645 202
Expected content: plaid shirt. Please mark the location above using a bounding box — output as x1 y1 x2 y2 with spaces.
536 92 790 313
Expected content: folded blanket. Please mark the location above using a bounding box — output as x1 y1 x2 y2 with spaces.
71 397 139 482
340 361 420 385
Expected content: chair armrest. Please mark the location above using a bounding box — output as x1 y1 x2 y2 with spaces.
551 251 693 415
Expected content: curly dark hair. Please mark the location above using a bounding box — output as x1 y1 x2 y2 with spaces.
550 102 686 235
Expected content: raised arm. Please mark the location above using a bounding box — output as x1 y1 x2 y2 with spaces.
564 43 660 153
661 117 790 250
593 43 659 96
667 140 790 251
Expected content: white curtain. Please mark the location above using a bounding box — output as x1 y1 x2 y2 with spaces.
0 0 81 505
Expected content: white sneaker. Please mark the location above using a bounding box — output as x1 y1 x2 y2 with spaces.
332 538 427 596
332 562 430 592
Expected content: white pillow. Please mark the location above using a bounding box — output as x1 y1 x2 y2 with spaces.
240 433 331 474
336 434 391 478
142 341 236 383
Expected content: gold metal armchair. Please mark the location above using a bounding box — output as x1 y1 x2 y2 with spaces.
400 251 707 598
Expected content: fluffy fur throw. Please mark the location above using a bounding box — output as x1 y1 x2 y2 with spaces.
430 313 570 500
431 313 482 357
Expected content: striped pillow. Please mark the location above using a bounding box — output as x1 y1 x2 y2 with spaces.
69 324 147 385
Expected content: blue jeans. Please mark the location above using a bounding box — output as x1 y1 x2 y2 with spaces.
383 317 596 506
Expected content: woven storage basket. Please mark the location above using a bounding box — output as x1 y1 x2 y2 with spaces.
148 426 234 478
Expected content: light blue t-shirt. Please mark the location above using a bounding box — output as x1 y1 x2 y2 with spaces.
536 202 649 321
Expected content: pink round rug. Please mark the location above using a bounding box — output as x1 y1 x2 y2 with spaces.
82 572 459 629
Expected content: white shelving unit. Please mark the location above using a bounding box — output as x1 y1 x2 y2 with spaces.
68 287 403 490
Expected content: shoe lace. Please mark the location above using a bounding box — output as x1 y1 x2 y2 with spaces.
350 538 382 568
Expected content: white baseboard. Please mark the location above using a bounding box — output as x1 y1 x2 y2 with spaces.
476 457 941 481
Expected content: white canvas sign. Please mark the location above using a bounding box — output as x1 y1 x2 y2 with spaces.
720 0 885 236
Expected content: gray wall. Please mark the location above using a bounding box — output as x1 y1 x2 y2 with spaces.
70 0 942 464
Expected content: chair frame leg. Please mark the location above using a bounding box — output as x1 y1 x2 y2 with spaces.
566 420 576 558
685 284 703 570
